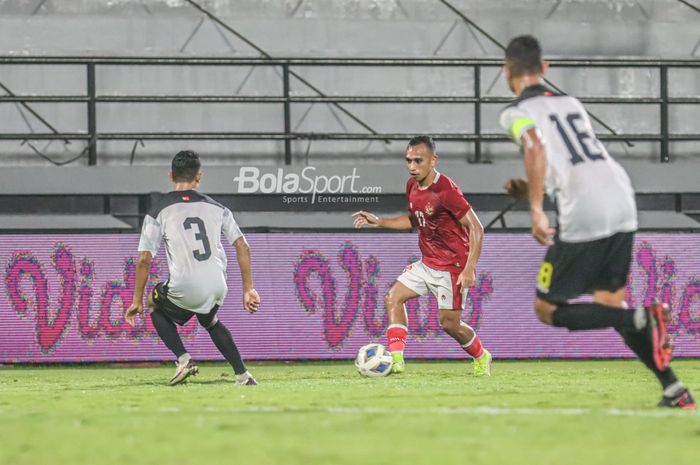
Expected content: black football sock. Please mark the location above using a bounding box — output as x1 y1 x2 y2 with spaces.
551 303 635 331
207 321 247 375
150 310 187 359
616 327 679 390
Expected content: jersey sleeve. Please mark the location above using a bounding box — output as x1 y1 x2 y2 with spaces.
222 208 244 245
137 214 163 257
442 183 471 220
500 105 538 146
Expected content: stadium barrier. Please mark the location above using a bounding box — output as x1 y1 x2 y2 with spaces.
1 56 699 164
2 232 699 362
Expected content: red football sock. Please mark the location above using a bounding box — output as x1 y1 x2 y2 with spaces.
387 324 408 353
462 333 484 359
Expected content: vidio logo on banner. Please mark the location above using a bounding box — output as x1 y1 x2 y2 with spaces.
293 242 494 349
4 244 199 354
233 166 382 204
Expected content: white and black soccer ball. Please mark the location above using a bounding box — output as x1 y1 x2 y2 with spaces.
355 343 393 378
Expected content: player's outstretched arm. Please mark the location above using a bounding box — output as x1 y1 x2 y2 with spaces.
521 127 555 246
458 209 484 288
125 251 152 326
352 211 413 230
234 236 260 313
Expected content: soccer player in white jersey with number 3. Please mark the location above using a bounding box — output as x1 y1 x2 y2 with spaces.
500 35 694 409
125 150 260 386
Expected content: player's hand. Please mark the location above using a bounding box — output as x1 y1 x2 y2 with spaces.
124 302 144 327
244 288 260 314
504 177 528 200
531 210 555 246
458 268 477 288
352 211 380 229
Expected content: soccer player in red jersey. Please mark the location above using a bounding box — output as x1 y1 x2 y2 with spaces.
353 136 492 376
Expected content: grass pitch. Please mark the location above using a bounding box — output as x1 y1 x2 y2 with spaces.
1 360 699 465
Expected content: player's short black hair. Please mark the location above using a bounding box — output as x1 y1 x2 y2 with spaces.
407 135 436 153
171 150 201 182
505 35 543 77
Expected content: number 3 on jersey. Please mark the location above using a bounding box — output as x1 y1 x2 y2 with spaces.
183 217 211 261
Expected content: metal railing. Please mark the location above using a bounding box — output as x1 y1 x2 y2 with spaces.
1 56 699 164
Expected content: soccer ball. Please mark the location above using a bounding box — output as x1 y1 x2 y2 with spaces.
355 343 393 378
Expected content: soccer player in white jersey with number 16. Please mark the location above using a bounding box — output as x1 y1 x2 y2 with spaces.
124 150 261 386
499 35 694 409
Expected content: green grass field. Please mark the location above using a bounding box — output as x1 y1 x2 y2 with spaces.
1 360 699 465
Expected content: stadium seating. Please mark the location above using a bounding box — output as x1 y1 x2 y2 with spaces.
0 0 698 166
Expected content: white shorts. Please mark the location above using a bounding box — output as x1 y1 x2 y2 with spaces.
397 260 466 310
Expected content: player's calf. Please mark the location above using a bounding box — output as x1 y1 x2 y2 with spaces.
438 314 464 340
440 313 491 377
619 302 673 372
440 313 485 356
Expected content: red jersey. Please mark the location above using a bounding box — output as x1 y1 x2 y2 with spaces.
406 172 471 273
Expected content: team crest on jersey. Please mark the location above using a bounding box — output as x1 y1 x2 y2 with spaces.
425 203 434 216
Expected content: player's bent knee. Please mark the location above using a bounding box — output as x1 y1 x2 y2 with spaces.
593 289 626 308
384 290 405 310
198 315 219 330
150 308 165 322
383 292 393 308
534 299 556 325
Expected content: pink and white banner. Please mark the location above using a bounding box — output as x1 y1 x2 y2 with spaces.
1 233 700 362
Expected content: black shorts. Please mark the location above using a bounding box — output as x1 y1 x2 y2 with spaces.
535 231 634 304
151 282 219 327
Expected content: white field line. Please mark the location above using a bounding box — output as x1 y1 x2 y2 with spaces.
145 405 699 418
2 405 693 418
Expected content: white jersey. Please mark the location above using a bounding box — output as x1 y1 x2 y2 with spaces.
138 190 243 313
500 85 637 242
